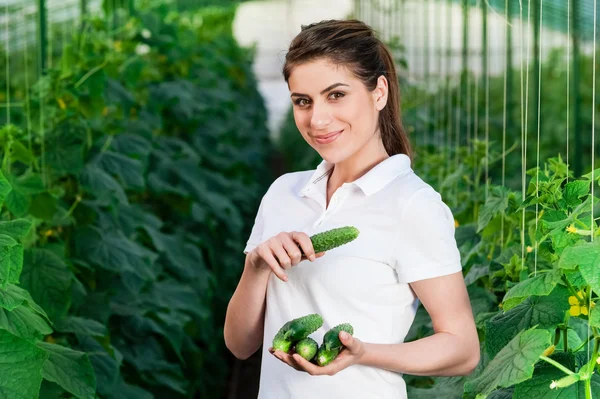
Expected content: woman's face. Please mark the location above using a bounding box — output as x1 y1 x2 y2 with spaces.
287 58 388 165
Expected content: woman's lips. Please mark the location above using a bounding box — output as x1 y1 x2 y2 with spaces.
314 130 343 144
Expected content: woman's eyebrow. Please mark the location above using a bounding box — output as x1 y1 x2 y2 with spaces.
290 82 350 98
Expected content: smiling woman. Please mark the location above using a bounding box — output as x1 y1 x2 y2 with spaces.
224 19 480 399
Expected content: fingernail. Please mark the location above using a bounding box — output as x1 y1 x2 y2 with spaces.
310 255 316 262
340 332 348 339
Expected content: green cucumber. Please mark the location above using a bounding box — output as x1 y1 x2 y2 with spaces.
272 314 323 353
272 321 293 352
323 323 353 351
285 313 323 341
316 344 340 366
309 226 360 254
294 337 318 361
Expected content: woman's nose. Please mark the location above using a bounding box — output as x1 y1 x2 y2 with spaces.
310 104 332 130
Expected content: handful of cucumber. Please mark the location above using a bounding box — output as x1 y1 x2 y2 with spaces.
272 313 354 366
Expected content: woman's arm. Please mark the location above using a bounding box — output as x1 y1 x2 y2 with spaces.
223 253 271 360
359 271 480 376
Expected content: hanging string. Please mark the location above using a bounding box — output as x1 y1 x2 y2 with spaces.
501 0 509 247
525 0 532 260
520 0 526 275
589 0 597 368
447 1 454 176
534 0 544 278
485 1 490 199
22 7 32 156
474 0 480 212
455 2 463 204
566 0 571 183
5 3 10 127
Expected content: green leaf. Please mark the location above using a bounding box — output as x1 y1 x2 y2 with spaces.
7 140 36 165
0 234 24 288
485 285 570 359
589 301 600 328
502 270 562 308
75 226 158 281
80 165 128 205
464 327 551 398
97 151 145 191
29 193 58 220
20 249 73 322
0 329 49 399
0 170 11 207
0 284 28 311
563 180 591 208
76 336 121 397
406 376 465 399
38 342 96 399
54 316 107 337
0 303 53 341
0 219 33 239
477 187 509 232
559 242 600 293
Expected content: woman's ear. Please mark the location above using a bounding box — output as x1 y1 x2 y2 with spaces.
372 75 389 111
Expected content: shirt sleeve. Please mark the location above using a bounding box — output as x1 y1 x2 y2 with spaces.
393 188 463 283
243 192 267 255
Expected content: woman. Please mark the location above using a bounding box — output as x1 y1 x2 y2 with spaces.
224 19 479 398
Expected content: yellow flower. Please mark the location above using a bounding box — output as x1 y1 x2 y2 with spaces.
581 306 589 316
569 296 579 306
526 246 533 253
566 224 578 233
570 305 581 317
454 219 459 228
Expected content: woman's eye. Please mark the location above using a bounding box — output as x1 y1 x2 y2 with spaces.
330 92 345 100
295 98 309 106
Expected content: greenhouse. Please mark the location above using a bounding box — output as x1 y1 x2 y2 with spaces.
0 0 598 398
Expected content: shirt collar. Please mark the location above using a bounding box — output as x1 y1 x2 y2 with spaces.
297 153 412 197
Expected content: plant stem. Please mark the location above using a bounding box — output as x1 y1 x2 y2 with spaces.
573 335 596 353
562 275 583 300
539 355 575 375
563 328 569 352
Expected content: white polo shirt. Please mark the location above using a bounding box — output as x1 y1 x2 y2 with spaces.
243 153 462 399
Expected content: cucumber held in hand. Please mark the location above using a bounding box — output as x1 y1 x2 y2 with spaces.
304 226 360 255
272 321 293 352
272 314 323 353
323 323 353 351
316 344 340 367
286 313 323 341
294 337 318 361
315 323 354 366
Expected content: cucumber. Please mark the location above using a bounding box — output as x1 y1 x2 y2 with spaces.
272 314 323 353
316 344 340 366
285 313 323 341
272 321 293 352
323 323 353 351
294 337 318 361
310 226 360 253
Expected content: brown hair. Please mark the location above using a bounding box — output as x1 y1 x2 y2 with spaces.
282 19 412 160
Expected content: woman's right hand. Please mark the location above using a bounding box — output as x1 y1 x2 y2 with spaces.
247 231 325 282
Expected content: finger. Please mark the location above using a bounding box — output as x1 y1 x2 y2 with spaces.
257 246 288 282
273 350 303 371
292 232 317 262
281 234 304 266
315 251 326 258
292 353 326 376
270 236 293 270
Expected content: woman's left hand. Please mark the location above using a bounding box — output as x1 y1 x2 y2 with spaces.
269 331 365 376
